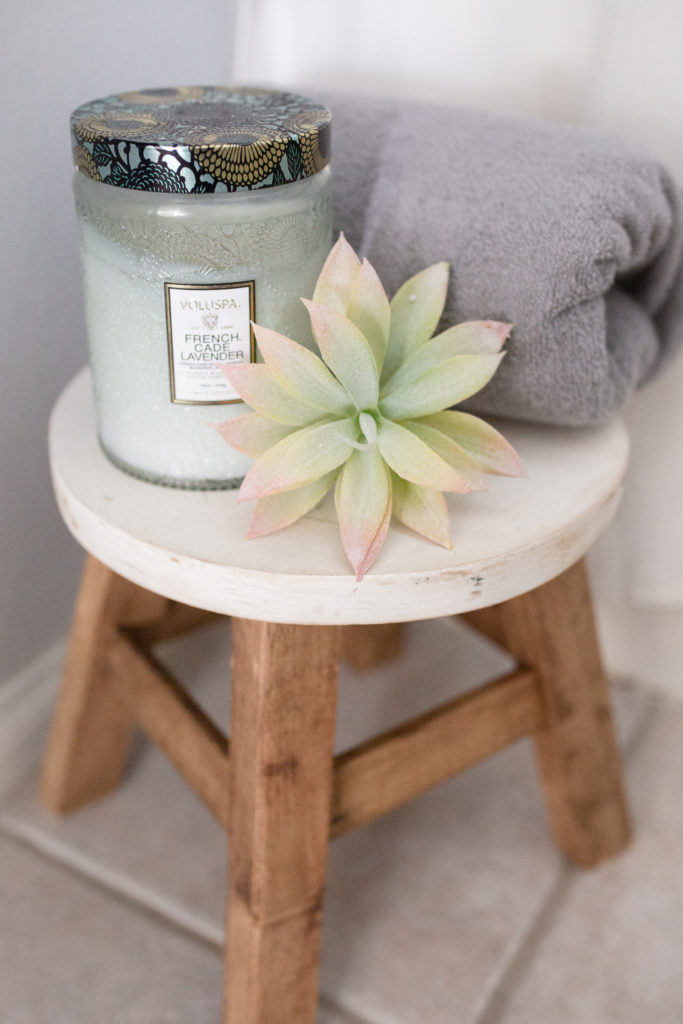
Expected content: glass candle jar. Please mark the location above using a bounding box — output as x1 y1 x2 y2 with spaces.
71 86 333 488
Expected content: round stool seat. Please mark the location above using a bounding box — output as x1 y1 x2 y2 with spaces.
50 369 629 624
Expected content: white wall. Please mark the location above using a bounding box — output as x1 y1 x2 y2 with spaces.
0 0 237 682
235 0 603 121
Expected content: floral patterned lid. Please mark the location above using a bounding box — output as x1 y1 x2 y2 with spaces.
70 86 331 194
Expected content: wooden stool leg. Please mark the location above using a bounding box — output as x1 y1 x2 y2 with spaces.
40 555 168 813
225 619 340 1024
469 559 631 867
341 623 404 670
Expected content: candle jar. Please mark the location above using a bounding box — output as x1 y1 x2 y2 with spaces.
71 86 332 489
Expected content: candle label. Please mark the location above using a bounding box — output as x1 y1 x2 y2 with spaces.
165 280 256 404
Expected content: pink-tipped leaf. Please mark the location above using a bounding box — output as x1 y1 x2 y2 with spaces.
380 353 503 421
381 321 511 394
391 474 452 549
335 446 392 579
212 413 294 457
238 416 358 502
346 258 391 372
248 472 337 538
312 232 361 313
216 234 522 580
403 421 487 491
431 320 511 355
253 323 352 415
303 300 379 410
417 411 526 476
377 417 475 493
219 364 322 426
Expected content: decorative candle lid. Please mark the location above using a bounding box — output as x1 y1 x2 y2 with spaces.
70 86 331 195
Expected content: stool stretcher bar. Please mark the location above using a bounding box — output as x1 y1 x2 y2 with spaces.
107 629 544 840
107 631 230 830
331 667 542 837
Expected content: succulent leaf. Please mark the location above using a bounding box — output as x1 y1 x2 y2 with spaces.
377 417 475 493
403 421 487 491
248 472 337 538
359 412 378 445
382 261 450 383
238 417 358 502
418 411 526 476
302 300 379 410
312 232 361 313
380 353 503 421
381 321 510 395
215 233 524 580
219 364 323 426
346 259 391 371
335 447 393 580
253 322 352 414
430 320 512 356
391 474 452 549
211 413 294 457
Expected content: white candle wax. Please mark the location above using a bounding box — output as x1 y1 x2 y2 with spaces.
75 169 332 488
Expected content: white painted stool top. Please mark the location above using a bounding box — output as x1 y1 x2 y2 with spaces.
50 369 629 625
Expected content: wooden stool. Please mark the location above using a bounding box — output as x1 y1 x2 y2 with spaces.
42 370 632 1024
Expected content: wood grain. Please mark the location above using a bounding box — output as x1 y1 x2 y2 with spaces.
341 623 404 670
461 605 508 649
133 604 224 646
40 556 164 813
224 619 340 1024
106 631 230 830
331 668 542 837
470 560 632 867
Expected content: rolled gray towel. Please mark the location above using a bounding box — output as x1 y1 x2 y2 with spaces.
321 92 683 426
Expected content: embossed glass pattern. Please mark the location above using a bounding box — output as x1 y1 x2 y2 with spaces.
74 160 332 489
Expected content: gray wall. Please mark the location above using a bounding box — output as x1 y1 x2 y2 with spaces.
0 0 237 683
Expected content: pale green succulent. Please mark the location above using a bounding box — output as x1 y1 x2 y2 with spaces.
215 233 524 579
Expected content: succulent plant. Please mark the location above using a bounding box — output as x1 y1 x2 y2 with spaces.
214 234 524 579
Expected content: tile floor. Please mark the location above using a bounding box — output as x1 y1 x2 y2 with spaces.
0 616 680 1024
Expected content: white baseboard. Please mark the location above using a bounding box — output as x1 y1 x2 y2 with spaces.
0 640 66 801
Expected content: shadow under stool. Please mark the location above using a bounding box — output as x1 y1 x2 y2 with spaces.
41 369 632 1024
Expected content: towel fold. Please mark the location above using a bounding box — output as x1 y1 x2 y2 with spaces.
322 92 683 425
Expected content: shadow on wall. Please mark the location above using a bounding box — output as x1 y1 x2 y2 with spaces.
0 0 237 684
